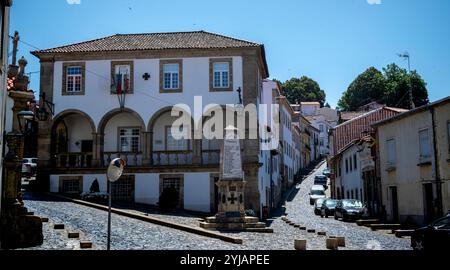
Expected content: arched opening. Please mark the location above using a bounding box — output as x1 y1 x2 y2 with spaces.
51 110 96 168
98 108 146 167
148 107 194 166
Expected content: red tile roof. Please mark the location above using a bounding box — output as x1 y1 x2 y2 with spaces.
32 31 262 55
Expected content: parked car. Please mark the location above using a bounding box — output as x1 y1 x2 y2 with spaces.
321 199 338 218
314 198 326 215
411 216 450 250
309 185 326 205
322 168 331 177
314 175 328 189
334 199 364 221
22 158 37 177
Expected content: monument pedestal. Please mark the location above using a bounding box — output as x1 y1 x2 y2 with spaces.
199 126 269 232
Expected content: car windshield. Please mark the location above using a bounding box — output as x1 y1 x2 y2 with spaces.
433 217 450 230
22 159 28 163
311 189 325 196
325 200 337 206
31 159 38 163
342 200 363 208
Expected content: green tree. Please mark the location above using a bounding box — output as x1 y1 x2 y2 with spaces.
324 102 331 108
337 67 386 111
281 76 326 106
383 63 429 108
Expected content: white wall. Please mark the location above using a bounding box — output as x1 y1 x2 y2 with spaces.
65 115 94 152
50 174 108 193
135 173 159 205
104 112 144 152
341 144 363 200
53 57 244 131
184 173 211 212
301 104 320 116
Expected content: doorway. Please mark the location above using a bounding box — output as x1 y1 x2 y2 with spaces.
423 183 435 224
389 186 399 222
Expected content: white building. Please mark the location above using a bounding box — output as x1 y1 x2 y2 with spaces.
259 79 283 215
306 115 332 157
32 31 270 215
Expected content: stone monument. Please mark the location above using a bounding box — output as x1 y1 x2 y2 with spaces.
200 126 267 231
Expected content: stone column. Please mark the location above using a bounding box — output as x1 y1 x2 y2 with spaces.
192 129 202 165
142 131 152 166
92 133 104 167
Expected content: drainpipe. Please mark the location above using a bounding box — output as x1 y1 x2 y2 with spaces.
430 107 443 217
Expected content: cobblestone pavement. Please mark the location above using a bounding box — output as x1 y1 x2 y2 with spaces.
22 195 239 250
282 162 412 250
21 162 412 250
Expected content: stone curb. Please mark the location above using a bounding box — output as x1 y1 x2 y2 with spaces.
45 193 243 245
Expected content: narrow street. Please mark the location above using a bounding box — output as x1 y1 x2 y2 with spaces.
283 162 412 250
22 162 412 250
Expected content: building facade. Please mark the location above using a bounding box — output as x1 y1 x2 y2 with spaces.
32 31 270 215
329 106 406 199
374 97 450 226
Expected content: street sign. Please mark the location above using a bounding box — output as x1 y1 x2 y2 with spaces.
369 135 376 148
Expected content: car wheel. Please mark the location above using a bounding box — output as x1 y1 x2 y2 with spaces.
334 213 338 220
325 213 328 218
412 238 425 251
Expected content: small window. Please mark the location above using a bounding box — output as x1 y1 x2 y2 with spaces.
160 60 183 92
213 62 230 88
354 154 357 170
419 129 431 161
119 128 140 152
163 64 179 89
345 159 349 173
319 124 324 132
210 58 233 91
62 62 85 95
386 139 396 165
166 125 189 151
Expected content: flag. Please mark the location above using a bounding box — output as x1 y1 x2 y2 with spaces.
116 73 122 95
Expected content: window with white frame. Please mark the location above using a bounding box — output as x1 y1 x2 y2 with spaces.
319 124 324 132
166 125 189 151
386 139 396 165
119 128 140 152
66 66 82 92
419 129 431 161
163 63 180 90
213 62 230 88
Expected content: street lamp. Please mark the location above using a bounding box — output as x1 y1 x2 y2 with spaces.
106 158 125 250
17 110 34 134
397 52 415 109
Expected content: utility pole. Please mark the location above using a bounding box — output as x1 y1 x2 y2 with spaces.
398 52 415 109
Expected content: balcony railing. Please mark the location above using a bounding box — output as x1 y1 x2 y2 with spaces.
55 152 93 168
103 152 143 167
201 149 220 165
153 150 193 166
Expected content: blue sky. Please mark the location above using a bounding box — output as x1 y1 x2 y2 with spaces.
10 0 450 108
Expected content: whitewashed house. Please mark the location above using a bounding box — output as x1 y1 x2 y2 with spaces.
32 31 270 215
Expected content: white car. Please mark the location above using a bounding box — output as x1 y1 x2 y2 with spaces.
22 158 38 177
309 185 326 205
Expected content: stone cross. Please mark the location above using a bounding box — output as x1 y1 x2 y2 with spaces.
142 73 150 80
12 31 19 66
228 193 237 204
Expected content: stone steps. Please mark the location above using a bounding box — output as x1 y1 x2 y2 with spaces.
394 229 414 238
369 224 401 231
356 219 380 226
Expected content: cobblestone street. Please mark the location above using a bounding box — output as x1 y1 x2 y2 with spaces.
21 162 411 250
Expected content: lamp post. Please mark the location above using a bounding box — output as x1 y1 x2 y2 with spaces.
106 158 125 250
397 52 415 109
